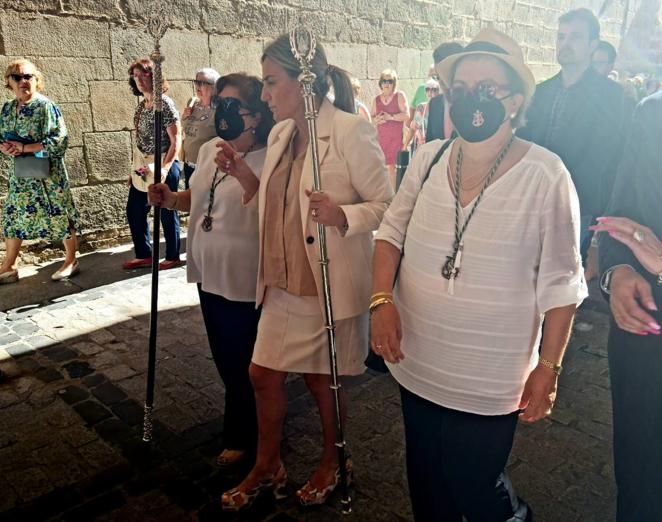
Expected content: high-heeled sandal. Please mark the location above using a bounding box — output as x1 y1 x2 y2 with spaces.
221 463 288 512
296 457 354 506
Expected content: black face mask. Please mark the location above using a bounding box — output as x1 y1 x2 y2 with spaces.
214 97 254 141
449 89 511 143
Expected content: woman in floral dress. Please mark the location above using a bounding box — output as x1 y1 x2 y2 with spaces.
0 59 80 284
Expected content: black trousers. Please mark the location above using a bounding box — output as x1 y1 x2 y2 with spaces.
197 285 261 452
608 316 662 521
400 385 529 522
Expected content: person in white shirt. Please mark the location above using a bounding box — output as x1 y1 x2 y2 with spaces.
148 73 273 472
370 28 587 521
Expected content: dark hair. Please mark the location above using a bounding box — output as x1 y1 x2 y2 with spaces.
433 42 464 65
261 33 355 114
215 73 275 145
128 58 170 97
559 8 600 41
594 40 617 64
450 55 528 127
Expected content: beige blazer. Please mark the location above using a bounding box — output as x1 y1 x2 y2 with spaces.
251 99 394 320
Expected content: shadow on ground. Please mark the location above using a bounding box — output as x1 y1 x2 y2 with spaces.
0 268 616 521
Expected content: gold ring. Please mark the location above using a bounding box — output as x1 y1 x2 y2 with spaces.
633 229 645 242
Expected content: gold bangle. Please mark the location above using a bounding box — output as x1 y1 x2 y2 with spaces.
369 296 393 314
538 357 562 376
370 292 393 301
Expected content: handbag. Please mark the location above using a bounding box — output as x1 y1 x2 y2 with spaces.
5 131 50 180
131 151 168 192
365 138 455 374
14 154 50 180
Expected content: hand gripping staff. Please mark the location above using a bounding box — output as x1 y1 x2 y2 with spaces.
289 26 352 514
143 17 168 443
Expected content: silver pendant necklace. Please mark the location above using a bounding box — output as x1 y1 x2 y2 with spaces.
443 135 514 294
201 143 255 232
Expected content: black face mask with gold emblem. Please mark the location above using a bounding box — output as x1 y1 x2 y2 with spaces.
214 97 253 141
449 84 512 143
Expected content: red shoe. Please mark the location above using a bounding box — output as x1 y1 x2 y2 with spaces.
122 257 153 270
159 259 183 270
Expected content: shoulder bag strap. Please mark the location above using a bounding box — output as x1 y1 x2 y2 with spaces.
393 138 454 288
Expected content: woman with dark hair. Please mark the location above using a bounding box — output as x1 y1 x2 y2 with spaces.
215 34 393 511
123 58 182 271
149 73 274 470
370 28 586 520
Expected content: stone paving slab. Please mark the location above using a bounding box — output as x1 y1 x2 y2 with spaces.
0 262 616 521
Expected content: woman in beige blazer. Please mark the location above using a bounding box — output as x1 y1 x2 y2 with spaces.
216 33 393 511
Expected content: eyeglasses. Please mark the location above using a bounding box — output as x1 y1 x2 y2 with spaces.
381 79 395 85
10 73 35 82
425 88 440 93
193 79 215 87
216 96 255 115
449 81 510 104
132 70 151 80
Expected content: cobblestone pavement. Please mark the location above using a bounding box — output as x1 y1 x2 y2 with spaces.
0 245 615 521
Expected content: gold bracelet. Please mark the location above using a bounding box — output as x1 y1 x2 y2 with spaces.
370 292 393 301
538 357 562 376
369 296 393 314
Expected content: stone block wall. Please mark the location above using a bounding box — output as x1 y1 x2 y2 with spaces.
0 0 633 256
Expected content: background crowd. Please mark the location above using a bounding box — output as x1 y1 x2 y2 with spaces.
1 5 661 522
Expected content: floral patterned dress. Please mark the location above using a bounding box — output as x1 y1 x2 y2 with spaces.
1 94 79 240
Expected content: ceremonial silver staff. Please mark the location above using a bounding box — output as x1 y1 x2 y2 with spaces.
289 26 352 514
143 16 168 443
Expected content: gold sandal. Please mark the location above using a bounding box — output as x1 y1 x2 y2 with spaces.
296 458 353 506
221 464 288 511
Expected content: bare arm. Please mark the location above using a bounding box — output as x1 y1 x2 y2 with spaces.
540 304 576 365
163 121 181 170
148 186 192 212
519 303 576 423
372 239 401 295
389 92 409 123
369 239 404 363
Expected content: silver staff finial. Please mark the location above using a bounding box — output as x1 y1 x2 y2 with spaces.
290 25 317 67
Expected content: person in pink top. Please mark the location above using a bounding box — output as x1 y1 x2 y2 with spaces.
372 69 409 188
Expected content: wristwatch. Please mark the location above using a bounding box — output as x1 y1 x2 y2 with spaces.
600 264 634 295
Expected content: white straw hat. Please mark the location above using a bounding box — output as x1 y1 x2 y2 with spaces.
437 27 536 102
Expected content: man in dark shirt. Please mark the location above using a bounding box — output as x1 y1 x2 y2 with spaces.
598 91 662 522
518 8 629 260
425 42 463 142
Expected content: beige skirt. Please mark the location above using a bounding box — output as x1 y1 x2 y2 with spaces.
252 286 368 376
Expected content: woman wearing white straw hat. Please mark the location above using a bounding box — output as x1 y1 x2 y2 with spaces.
370 27 587 521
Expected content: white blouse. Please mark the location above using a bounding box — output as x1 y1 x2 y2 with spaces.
187 137 266 302
375 140 588 415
